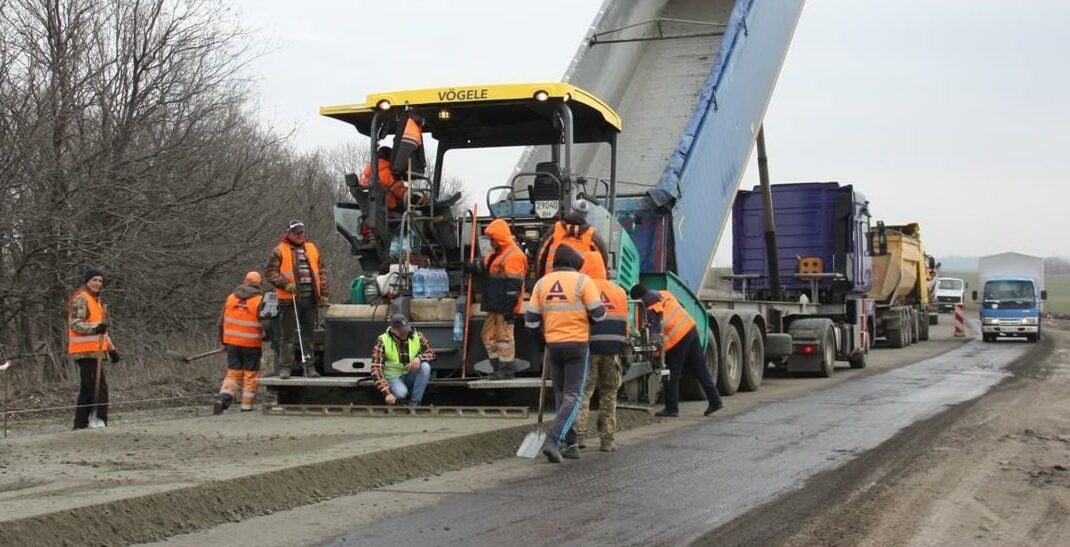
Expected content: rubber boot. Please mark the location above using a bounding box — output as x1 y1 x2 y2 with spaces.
497 360 516 380
488 358 504 379
214 393 233 415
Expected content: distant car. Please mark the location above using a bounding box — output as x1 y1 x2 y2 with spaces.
933 277 966 312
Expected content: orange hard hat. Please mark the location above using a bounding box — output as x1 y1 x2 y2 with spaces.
244 271 263 285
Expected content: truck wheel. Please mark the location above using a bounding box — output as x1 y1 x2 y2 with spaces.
1027 334 1039 343
982 333 994 343
718 327 743 396
680 329 719 401
848 349 867 369
919 313 930 341
887 328 905 348
909 310 919 344
765 333 792 360
818 322 836 378
739 326 765 392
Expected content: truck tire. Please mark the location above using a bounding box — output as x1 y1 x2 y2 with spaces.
718 327 743 396
1027 334 1039 343
739 326 765 392
919 312 930 341
887 327 905 348
848 349 867 369
982 333 995 343
788 318 836 378
680 328 719 401
909 310 919 344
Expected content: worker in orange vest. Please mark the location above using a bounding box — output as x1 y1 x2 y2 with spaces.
360 145 430 211
266 219 328 379
214 271 268 414
535 200 608 278
525 245 606 463
464 218 529 379
575 268 628 452
630 283 723 418
68 267 120 429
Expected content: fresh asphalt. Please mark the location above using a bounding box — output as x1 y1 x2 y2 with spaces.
326 335 1031 546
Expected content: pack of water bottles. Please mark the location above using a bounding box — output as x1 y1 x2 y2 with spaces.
412 268 449 299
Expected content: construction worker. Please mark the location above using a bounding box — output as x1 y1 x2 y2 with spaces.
575 268 628 452
68 267 120 430
535 200 608 279
371 314 436 407
214 272 267 414
266 219 328 379
630 283 724 418
525 245 606 463
360 146 430 211
463 218 528 379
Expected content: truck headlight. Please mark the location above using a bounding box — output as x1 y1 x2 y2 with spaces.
1020 317 1037 325
983 318 1000 325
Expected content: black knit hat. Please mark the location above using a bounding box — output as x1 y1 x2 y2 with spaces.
552 245 584 270
84 267 105 285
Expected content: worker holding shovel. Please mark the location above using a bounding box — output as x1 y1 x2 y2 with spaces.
523 246 606 463
68 267 120 430
266 219 329 379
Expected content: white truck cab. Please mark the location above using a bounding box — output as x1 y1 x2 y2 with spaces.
933 277 967 312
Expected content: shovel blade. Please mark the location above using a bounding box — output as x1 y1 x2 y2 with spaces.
516 429 546 459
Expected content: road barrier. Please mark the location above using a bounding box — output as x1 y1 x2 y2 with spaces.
954 304 966 338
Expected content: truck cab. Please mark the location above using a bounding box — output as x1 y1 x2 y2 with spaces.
933 277 967 312
974 277 1046 343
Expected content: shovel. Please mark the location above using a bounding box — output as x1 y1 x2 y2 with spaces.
88 333 107 429
516 352 550 458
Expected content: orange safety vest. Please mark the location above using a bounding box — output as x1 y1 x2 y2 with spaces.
526 270 603 344
276 241 322 300
484 246 528 314
543 222 607 279
652 290 695 351
222 293 264 348
67 289 111 355
360 158 408 210
590 278 629 354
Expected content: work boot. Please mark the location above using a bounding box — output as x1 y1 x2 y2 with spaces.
541 440 564 464
488 358 505 379
303 366 320 378
600 439 617 452
561 444 580 460
704 400 724 416
279 367 291 379
654 408 678 418
496 361 516 380
213 394 232 415
240 407 255 413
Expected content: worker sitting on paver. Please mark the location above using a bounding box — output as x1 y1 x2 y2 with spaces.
575 262 628 452
360 146 429 211
371 314 436 407
535 200 608 279
214 271 268 414
464 218 529 379
525 245 606 463
631 284 723 418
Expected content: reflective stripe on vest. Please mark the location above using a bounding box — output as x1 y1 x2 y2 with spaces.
590 279 629 352
657 290 696 351
67 289 111 355
223 293 264 348
276 241 322 300
380 331 422 379
529 271 600 343
489 247 525 280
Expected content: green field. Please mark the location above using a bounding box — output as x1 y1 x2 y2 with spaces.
942 272 1070 315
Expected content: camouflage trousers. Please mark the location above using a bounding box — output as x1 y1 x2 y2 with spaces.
576 353 622 442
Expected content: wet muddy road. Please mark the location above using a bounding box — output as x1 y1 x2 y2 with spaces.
326 339 1030 546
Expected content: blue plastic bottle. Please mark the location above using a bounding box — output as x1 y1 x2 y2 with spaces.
453 298 465 341
412 269 426 299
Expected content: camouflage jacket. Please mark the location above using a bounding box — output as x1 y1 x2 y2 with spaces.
68 291 115 360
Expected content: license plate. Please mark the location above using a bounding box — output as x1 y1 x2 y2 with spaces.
534 200 559 219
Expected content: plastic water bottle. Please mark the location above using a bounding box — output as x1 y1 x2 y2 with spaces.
389 235 402 258
435 269 449 298
453 299 465 341
412 268 426 299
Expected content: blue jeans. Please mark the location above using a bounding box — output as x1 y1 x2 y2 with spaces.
387 362 431 405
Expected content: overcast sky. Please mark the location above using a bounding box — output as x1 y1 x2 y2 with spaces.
232 0 1070 264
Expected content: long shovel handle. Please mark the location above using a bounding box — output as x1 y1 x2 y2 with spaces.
536 350 549 426
460 204 478 378
92 332 106 419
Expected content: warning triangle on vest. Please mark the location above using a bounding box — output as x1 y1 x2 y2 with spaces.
549 281 565 294
600 291 611 304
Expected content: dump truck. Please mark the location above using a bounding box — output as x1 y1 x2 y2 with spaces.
866 222 933 347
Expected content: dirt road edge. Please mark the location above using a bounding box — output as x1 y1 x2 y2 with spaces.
695 337 1053 546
